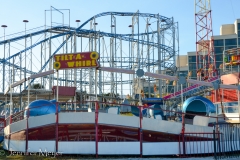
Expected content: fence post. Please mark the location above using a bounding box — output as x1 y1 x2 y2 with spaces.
10 114 12 124
25 108 29 155
7 115 12 152
213 125 217 159
181 113 185 156
139 105 143 157
4 118 6 128
55 102 59 156
95 101 99 158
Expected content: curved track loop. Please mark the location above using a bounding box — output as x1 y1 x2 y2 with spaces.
0 11 178 97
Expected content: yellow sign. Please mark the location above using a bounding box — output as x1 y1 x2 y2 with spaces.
53 52 99 70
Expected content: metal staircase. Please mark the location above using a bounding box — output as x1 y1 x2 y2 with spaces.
164 76 220 109
163 76 220 100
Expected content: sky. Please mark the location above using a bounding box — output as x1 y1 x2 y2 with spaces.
1 0 240 56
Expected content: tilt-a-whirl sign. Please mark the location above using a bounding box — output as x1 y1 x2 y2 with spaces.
53 52 99 70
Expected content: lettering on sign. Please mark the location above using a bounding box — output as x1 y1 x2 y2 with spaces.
53 52 99 70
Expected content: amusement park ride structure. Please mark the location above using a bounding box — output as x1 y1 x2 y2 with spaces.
1 3 240 158
0 9 179 109
0 4 239 114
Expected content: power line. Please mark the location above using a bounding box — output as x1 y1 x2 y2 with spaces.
230 0 236 19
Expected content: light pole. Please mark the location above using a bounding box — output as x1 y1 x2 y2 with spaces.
1 25 7 93
74 20 80 111
128 24 132 97
2 25 7 117
76 20 80 27
23 20 28 89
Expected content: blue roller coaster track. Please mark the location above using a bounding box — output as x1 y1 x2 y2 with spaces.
0 11 179 97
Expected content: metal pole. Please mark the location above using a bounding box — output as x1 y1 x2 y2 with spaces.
147 18 150 98
102 38 105 94
238 83 240 122
31 34 32 72
238 89 240 122
5 96 7 119
215 89 217 113
23 20 29 89
213 125 217 159
181 84 183 110
120 38 123 99
95 101 99 158
10 69 13 116
74 30 77 111
114 16 117 96
157 14 162 97
28 78 30 106
49 7 53 89
95 69 98 100
98 32 102 108
139 105 142 157
56 71 59 102
137 11 140 70
1 25 7 93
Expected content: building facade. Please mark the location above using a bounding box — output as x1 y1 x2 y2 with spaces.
136 19 240 96
187 19 240 80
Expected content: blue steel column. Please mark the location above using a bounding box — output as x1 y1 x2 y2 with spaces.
20 28 23 109
23 20 28 90
114 16 117 96
44 10 47 88
157 14 162 97
49 33 52 89
110 14 116 97
89 18 95 107
102 37 105 94
137 11 140 101
74 31 77 110
137 11 140 70
147 18 150 98
40 43 43 89
80 36 83 97
120 38 123 98
49 8 52 90
9 42 12 115
65 34 68 86
131 15 135 98
161 23 165 94
129 34 131 96
2 25 6 93
11 42 15 84
30 34 32 74
98 32 102 98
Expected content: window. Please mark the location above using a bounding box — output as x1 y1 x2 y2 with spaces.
214 47 224 54
191 70 197 78
189 63 196 70
238 23 240 30
216 62 222 68
214 40 224 46
188 56 196 63
143 87 154 93
225 46 237 50
215 54 223 61
178 71 188 77
225 39 237 46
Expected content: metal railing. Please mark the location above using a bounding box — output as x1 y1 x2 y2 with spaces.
2 100 240 158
